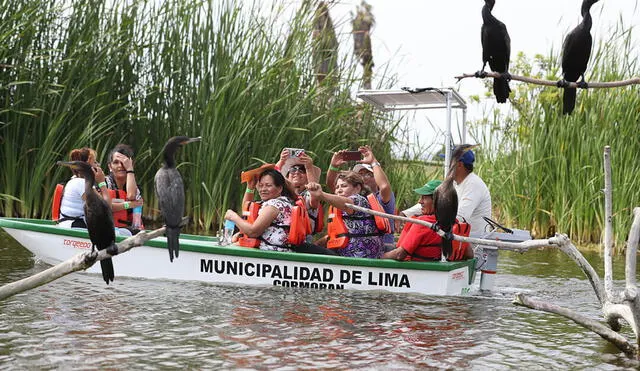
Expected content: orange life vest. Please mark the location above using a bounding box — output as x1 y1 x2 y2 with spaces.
51 184 64 221
326 193 391 249
449 218 471 261
237 197 310 248
108 189 131 228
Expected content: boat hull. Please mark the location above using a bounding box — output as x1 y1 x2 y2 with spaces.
1 218 475 296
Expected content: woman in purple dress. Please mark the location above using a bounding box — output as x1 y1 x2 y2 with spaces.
306 171 383 258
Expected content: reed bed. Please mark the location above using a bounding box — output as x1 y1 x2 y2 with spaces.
0 0 397 232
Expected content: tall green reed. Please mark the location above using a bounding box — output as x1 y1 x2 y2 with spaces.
0 0 397 233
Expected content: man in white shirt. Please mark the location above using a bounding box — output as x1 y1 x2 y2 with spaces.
401 146 491 236
452 148 492 236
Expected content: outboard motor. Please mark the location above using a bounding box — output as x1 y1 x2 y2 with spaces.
472 217 531 291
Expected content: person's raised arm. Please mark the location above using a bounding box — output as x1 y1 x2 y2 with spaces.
93 164 110 204
326 150 347 193
242 175 258 208
297 153 319 184
224 205 278 238
113 152 138 201
306 182 355 214
275 148 290 171
359 145 392 203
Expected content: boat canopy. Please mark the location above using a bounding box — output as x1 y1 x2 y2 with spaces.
357 88 467 177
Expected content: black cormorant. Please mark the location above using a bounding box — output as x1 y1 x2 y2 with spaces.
481 0 511 103
560 0 599 115
58 160 116 284
432 145 475 259
155 136 201 262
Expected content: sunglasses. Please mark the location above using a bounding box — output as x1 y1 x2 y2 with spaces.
289 166 306 174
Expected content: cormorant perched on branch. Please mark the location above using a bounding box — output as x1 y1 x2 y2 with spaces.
57 161 116 284
155 136 201 262
560 0 599 115
432 145 475 259
481 0 511 103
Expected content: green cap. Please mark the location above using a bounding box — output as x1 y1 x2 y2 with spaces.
413 180 442 196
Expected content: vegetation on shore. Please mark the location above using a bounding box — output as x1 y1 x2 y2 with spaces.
0 0 397 232
1 0 638 248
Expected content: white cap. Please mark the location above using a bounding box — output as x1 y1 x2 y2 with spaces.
352 163 373 173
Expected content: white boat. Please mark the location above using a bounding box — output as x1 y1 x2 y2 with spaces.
0 217 478 296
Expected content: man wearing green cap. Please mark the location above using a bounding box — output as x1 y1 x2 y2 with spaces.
385 179 474 261
383 180 443 261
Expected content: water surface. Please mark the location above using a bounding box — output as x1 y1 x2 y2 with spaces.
1 230 638 369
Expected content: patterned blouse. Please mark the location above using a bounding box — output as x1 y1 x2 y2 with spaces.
336 194 383 259
258 196 294 252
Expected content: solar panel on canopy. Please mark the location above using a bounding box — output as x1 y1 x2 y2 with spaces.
356 88 467 111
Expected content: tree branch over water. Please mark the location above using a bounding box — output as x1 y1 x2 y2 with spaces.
513 147 640 359
455 71 640 88
0 217 188 301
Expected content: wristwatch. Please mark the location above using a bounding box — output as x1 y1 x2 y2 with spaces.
371 161 380 168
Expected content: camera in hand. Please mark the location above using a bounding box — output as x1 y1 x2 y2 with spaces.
342 150 362 161
287 148 305 157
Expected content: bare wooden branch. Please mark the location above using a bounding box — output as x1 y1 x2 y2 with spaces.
557 238 605 305
604 146 614 302
0 217 188 301
455 71 640 88
626 208 640 293
514 293 637 358
513 146 640 359
345 202 558 251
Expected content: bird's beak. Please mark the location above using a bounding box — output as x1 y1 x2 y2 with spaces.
186 137 202 144
57 161 72 167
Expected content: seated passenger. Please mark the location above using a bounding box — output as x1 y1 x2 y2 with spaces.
326 145 396 251
384 180 474 261
276 148 324 240
306 171 389 259
226 169 335 255
57 147 110 229
105 144 144 231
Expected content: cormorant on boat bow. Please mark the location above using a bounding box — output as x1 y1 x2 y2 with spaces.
432 144 476 260
155 136 202 262
480 0 511 103
57 160 117 284
559 0 599 115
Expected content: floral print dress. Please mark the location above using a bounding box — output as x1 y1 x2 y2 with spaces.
258 196 294 252
337 194 384 259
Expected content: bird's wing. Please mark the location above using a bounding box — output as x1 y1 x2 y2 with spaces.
155 168 185 227
85 195 115 249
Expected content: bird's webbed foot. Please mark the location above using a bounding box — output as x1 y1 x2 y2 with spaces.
499 72 512 81
474 70 488 78
106 243 119 256
84 249 98 265
556 79 570 88
576 80 589 89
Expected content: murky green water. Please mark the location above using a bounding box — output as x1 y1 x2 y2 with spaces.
1 229 638 369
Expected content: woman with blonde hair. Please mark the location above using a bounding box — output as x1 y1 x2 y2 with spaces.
306 171 386 258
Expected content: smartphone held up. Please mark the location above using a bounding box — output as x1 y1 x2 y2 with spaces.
341 150 362 161
286 148 305 158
